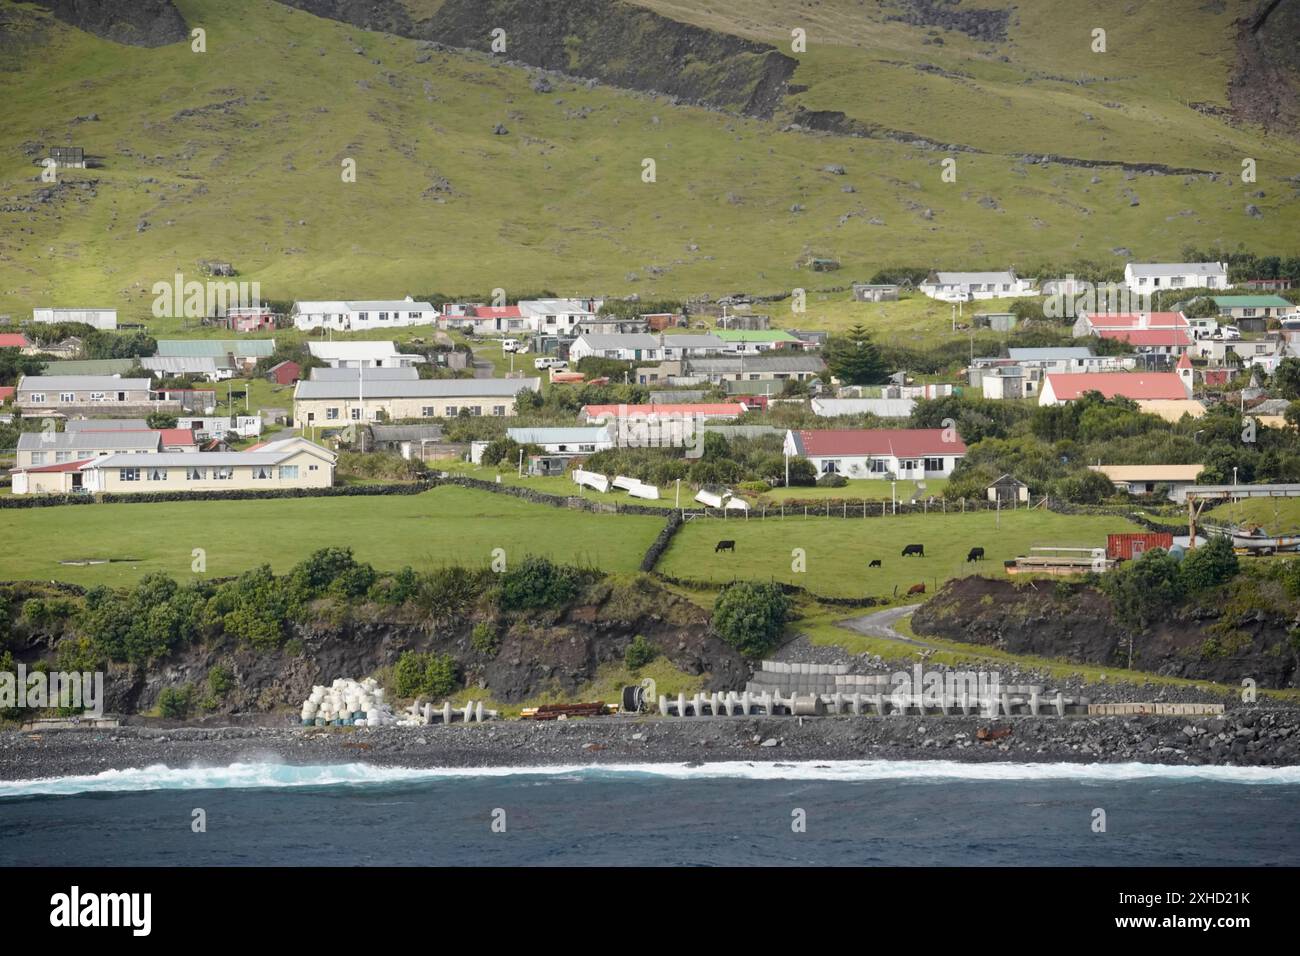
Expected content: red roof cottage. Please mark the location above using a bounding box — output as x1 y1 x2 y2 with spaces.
783 428 967 480
1038 372 1190 405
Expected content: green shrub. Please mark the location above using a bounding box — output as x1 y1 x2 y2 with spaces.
712 582 791 657
393 651 459 699
471 621 499 656
816 472 848 488
1179 536 1239 592
624 634 658 669
158 685 194 719
207 664 233 696
499 557 582 610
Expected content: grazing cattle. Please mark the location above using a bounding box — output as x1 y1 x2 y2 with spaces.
966 547 985 562
907 582 926 596
901 543 924 557
868 559 882 568
715 540 736 553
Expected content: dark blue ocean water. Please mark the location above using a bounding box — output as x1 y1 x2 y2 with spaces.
1 761 1297 866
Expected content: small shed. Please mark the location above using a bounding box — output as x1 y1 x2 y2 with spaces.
1107 532 1173 562
852 284 900 302
987 474 1029 505
49 146 86 168
267 360 301 386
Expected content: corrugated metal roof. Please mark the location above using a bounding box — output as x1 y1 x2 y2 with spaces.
18 430 158 451
18 375 151 391
294 377 540 399
65 419 151 432
310 366 420 381
156 340 276 357
789 428 967 458
506 427 612 444
811 398 916 418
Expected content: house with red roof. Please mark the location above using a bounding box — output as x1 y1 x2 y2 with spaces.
580 402 748 423
0 333 31 350
0 386 14 405
783 428 967 480
1073 311 1192 357
440 303 529 334
1038 372 1191 406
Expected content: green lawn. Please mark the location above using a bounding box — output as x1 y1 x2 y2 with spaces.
439 460 680 509
0 485 664 585
658 508 1132 598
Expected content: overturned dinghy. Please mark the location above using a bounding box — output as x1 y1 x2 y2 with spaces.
628 482 660 500
572 468 609 493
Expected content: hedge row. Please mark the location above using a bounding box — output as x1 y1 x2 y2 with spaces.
639 512 682 572
649 571 882 608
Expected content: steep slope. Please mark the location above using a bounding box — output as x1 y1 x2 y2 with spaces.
0 0 1294 320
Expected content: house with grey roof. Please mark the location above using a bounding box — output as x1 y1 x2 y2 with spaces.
292 377 540 427
919 271 1037 301
1124 262 1228 294
14 375 171 416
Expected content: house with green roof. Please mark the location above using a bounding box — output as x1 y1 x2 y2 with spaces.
713 328 803 354
1211 296 1296 321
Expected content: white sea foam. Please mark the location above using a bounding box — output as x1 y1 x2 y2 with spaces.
1 759 1298 797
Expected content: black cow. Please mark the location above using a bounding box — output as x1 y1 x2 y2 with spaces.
967 547 985 562
715 540 736 553
868 559 882 568
901 543 924 557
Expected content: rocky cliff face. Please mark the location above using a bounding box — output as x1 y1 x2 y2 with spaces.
29 0 188 47
14 580 746 716
275 0 797 117
913 576 1300 688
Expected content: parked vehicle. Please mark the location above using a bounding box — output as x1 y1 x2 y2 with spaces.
534 357 568 371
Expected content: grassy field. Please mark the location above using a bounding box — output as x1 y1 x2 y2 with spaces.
0 485 664 585
1204 497 1300 533
0 0 1291 319
657 508 1132 597
438 460 680 509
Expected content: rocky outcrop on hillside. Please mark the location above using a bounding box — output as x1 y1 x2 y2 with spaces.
1229 0 1300 135
913 577 1300 689
29 0 188 47
275 0 797 117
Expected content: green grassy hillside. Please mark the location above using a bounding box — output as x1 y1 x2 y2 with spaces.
0 0 1294 321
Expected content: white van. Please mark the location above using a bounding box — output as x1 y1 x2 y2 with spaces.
534 357 569 371
501 338 521 352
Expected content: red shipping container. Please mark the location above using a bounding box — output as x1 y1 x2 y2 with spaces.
1107 532 1173 561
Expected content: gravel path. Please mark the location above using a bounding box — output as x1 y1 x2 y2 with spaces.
836 604 940 649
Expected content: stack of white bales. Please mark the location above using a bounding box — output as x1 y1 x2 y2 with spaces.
300 677 418 727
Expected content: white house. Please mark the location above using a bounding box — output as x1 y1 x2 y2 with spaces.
783 428 967 480
291 298 438 331
306 341 426 368
518 299 600 336
32 308 117 330
569 334 664 363
1123 262 1228 295
918 271 1036 302
505 426 614 455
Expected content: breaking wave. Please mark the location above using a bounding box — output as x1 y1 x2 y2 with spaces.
3 759 1299 797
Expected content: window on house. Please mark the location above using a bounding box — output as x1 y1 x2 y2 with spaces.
326 408 339 420
120 468 140 481
421 406 434 417
900 459 919 471
187 467 207 481
350 408 362 420
379 312 389 321
31 452 46 465
357 312 369 321
89 392 105 402
279 465 299 479
493 406 505 416
821 460 840 474
214 467 233 480
924 457 943 472
252 466 272 479
308 464 319 472
147 468 166 481
55 451 71 463
29 393 45 403
60 392 75 403
469 406 482 416
446 406 458 416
